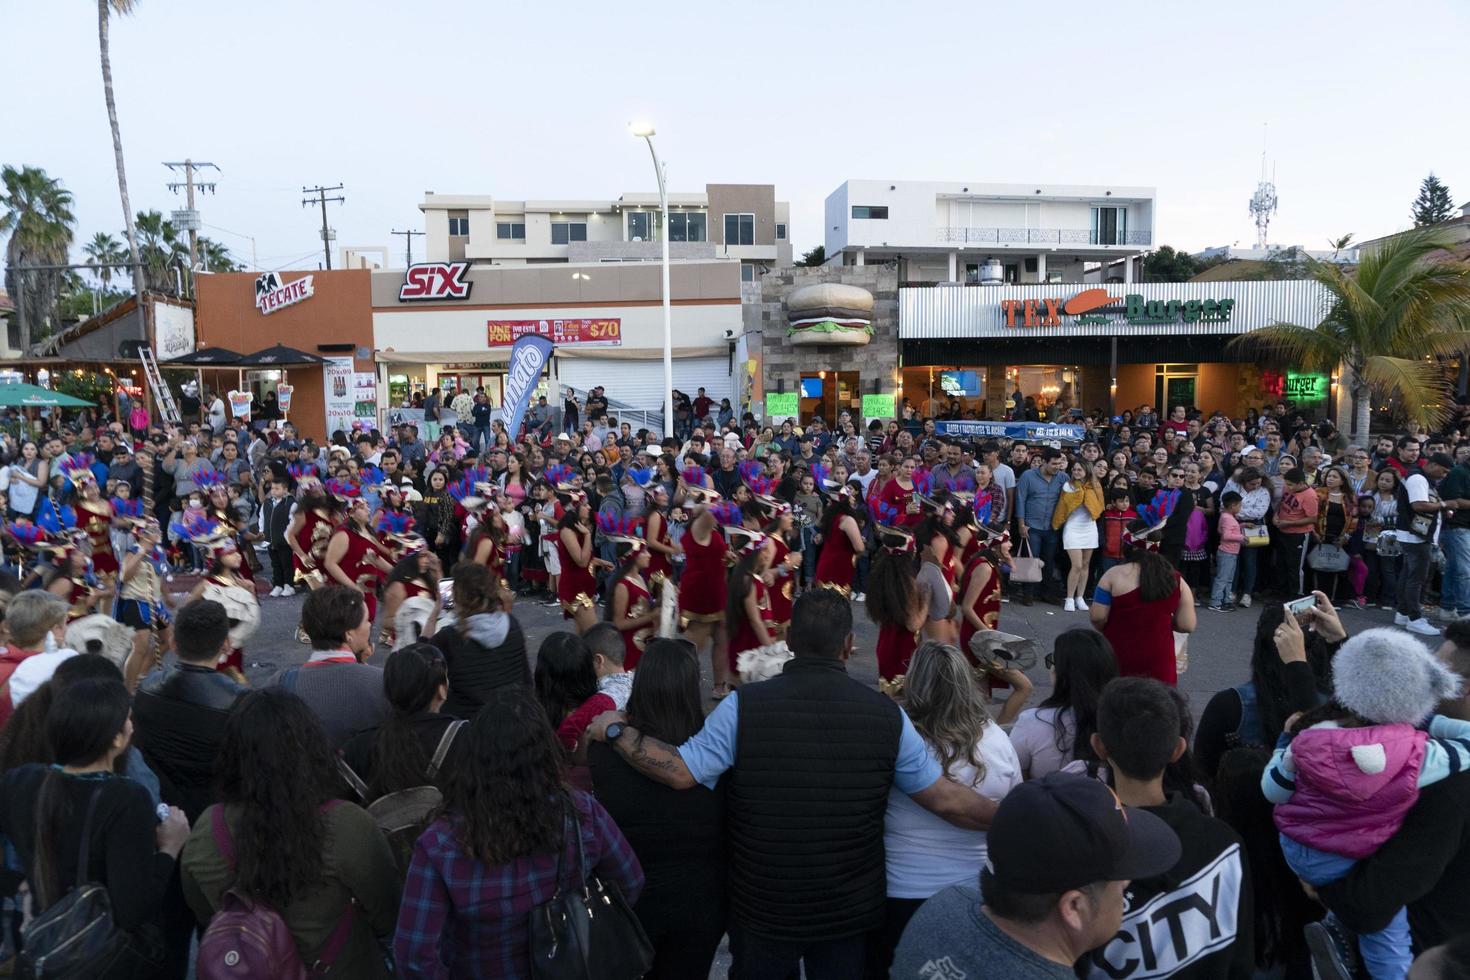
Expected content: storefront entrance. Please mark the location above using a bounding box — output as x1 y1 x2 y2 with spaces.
799 370 861 426
1155 364 1198 413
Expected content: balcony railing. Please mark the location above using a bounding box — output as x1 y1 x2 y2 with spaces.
937 227 1151 247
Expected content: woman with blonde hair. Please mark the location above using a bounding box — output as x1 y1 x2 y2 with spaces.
866 640 1021 979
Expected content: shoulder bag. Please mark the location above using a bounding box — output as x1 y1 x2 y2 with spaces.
1307 542 1350 573
528 794 652 980
1008 536 1043 583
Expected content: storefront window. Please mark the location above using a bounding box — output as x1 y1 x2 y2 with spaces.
1154 364 1199 412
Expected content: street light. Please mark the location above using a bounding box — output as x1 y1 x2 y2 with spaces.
630 120 673 438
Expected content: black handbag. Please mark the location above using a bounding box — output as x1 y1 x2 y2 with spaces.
528 794 653 980
18 787 133 979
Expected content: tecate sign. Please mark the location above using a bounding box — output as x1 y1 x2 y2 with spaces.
398 262 472 302
254 271 315 315
1002 288 1236 328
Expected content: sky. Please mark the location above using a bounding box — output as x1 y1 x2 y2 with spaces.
5 0 1469 273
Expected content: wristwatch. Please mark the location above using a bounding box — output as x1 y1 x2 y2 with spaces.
605 722 627 743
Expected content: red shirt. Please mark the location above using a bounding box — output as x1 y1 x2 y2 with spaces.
0 646 36 731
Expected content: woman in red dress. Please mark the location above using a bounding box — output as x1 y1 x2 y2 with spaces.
762 505 798 636
324 497 394 624
866 525 926 684
1090 537 1197 685
556 493 601 634
287 484 338 590
603 530 657 669
876 456 924 528
679 501 732 697
467 506 507 582
69 472 119 579
641 485 680 588
379 547 441 651
813 489 865 595
725 530 775 681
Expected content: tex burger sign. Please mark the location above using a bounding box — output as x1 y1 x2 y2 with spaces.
1002 288 1236 329
254 271 315 315
487 318 622 347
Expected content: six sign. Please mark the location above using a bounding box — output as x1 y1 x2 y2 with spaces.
398 262 473 301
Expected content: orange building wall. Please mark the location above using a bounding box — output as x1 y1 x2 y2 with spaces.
1113 362 1245 417
1114 364 1154 414
194 270 375 441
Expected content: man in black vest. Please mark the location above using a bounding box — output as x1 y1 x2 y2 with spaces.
588 588 997 978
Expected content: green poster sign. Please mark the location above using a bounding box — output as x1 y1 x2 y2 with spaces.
765 392 799 418
862 393 895 419
1284 372 1329 401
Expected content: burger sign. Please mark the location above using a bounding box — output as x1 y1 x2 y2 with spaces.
785 282 874 346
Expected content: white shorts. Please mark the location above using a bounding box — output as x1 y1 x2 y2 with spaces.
542 542 562 576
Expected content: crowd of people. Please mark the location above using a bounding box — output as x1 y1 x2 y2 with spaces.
0 389 1467 978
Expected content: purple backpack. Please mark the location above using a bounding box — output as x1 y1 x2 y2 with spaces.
196 802 355 980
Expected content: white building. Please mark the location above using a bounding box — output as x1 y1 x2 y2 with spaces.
1196 244 1359 265
824 180 1155 285
420 184 792 282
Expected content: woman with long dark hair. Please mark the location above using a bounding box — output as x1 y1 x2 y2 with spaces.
466 505 508 581
763 504 799 635
286 478 340 590
604 533 657 669
867 526 927 683
812 486 866 596
181 689 401 977
556 491 601 634
914 516 960 646
324 496 394 624
0 676 190 977
589 639 726 979
725 531 775 681
1090 535 1196 685
393 686 644 978
417 467 459 573
1008 628 1119 780
641 483 680 588
533 630 599 737
431 561 528 720
341 643 466 798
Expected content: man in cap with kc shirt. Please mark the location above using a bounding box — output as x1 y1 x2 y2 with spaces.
891 772 1181 979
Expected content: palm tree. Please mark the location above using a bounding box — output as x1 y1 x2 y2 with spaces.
83 231 124 290
0 165 76 349
98 0 143 302
195 237 238 272
134 210 191 295
1231 226 1470 440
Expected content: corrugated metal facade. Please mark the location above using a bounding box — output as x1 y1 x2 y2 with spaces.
899 280 1332 340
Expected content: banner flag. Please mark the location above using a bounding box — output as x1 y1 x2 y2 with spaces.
502 333 555 439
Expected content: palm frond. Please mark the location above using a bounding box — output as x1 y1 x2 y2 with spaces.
1359 356 1455 429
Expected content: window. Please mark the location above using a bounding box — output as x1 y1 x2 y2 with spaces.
496 222 525 240
775 223 786 240
448 212 470 237
740 263 757 282
724 213 754 246
550 222 588 245
669 212 707 243
851 205 889 220
628 211 657 241
1090 206 1127 245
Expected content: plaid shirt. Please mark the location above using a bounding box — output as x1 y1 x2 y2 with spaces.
392 788 643 979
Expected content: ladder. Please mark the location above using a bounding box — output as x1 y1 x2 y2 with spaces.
139 346 180 425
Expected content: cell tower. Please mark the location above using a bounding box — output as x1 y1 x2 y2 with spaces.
1248 150 1277 251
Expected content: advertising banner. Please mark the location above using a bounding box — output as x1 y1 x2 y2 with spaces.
502 334 556 439
276 383 294 415
935 420 1086 443
861 393 896 420
765 392 799 419
353 373 378 430
487 318 621 347
323 357 355 437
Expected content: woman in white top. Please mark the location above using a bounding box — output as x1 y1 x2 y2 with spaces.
871 640 1021 979
1053 460 1103 611
1008 628 1118 780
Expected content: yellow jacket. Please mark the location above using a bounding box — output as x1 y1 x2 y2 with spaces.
1052 480 1105 530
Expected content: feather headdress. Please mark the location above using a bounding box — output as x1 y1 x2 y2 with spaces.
709 501 745 527
544 463 577 491
626 466 655 489
595 513 645 549
194 468 229 493
59 454 97 486
324 478 360 503
375 510 416 537
287 462 320 485
110 496 146 523
169 510 236 552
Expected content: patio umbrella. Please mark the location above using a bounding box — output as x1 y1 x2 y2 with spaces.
237 344 327 366
0 383 94 408
164 347 246 365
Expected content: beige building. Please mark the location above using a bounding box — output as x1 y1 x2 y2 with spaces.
420 184 792 282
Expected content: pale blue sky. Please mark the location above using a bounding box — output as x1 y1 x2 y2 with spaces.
6 0 1468 271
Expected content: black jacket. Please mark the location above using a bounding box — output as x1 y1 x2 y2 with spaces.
132 663 245 822
430 616 530 720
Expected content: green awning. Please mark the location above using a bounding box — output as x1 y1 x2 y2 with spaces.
0 383 95 408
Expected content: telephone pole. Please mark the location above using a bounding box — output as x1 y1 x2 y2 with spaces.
302 184 345 269
391 228 424 267
163 159 219 269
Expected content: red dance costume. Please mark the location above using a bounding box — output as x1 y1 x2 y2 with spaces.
1102 574 1184 686
958 555 1002 663
814 517 858 593
727 578 773 673
212 507 253 583
644 513 673 585
76 502 118 576
333 527 387 623
615 577 653 669
876 622 919 681
65 578 96 621
556 526 597 618
205 573 246 675
293 509 333 584
877 478 922 528
678 526 727 626
767 535 795 628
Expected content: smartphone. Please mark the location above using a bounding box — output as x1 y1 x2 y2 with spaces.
1285 595 1318 617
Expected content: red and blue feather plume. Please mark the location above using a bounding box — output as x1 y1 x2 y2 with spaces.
110 496 145 521
287 463 319 483
951 471 976 495
545 463 576 488
194 467 229 492
868 497 900 527
376 510 415 536
680 465 708 488
709 501 744 526
811 462 834 490
738 460 765 486
323 478 360 501
912 469 934 500
59 454 96 484
169 509 224 545
594 513 644 539
626 466 655 488
360 465 387 488
4 521 47 549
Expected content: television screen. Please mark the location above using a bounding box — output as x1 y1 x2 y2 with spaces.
800 377 824 399
940 370 981 397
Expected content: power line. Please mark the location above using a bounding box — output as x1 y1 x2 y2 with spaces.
302 184 345 269
391 228 424 266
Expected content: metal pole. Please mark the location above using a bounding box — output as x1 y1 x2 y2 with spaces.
643 136 673 438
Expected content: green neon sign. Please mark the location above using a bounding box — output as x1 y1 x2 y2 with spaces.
1284 372 1329 401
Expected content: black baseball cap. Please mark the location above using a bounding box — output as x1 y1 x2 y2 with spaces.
986 773 1180 893
1428 452 1455 469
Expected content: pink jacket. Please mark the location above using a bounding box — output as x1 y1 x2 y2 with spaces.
1273 723 1426 858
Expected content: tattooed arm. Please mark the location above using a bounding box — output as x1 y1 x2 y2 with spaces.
589 696 739 791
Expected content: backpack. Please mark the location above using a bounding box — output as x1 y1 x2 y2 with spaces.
337 720 465 875
196 802 354 980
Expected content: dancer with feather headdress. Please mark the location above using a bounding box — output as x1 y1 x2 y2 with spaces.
599 515 657 669
176 511 259 683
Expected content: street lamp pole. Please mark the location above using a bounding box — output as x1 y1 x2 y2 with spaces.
632 122 674 438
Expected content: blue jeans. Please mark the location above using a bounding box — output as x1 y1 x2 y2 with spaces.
1024 527 1059 599
473 423 491 453
1211 551 1239 606
1442 527 1470 614
1281 836 1411 980
1236 547 1259 597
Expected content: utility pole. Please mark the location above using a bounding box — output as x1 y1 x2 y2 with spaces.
302 184 345 269
390 228 424 267
163 159 219 269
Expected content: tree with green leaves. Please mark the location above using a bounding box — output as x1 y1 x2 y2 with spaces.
1142 246 1205 282
196 236 238 272
133 209 190 295
1412 173 1456 227
82 231 125 290
797 244 825 267
99 0 143 299
1 165 76 349
1230 226 1470 439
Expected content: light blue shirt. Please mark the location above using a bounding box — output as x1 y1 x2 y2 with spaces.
677 690 943 794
